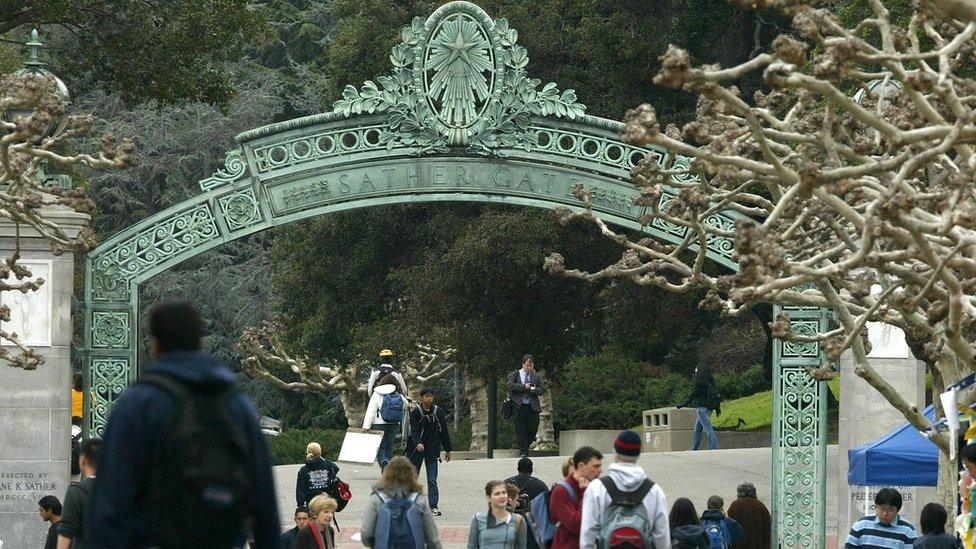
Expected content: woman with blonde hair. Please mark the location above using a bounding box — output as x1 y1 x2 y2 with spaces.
295 494 337 549
467 480 527 548
296 441 340 507
360 455 442 548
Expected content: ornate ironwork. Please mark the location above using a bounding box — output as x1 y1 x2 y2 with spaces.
79 4 827 546
773 304 829 549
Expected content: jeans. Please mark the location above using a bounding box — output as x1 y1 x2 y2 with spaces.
691 406 719 450
408 452 439 508
513 403 540 456
377 423 399 470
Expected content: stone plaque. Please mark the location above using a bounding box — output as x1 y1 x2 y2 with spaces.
0 259 53 347
0 462 66 512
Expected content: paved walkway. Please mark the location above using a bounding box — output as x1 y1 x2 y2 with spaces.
274 446 841 548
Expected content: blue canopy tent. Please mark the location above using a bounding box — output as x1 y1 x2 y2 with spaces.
847 405 939 486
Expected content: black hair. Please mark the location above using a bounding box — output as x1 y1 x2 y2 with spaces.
72 372 83 391
919 502 947 534
572 446 603 468
420 387 434 397
961 443 976 465
38 495 61 515
521 354 533 365
80 438 101 469
693 364 714 385
149 300 202 353
707 495 724 510
874 487 902 511
295 506 309 516
517 457 533 474
669 498 700 529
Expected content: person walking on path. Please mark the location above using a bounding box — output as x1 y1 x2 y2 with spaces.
506 355 546 458
845 487 918 548
297 442 341 507
281 507 310 549
367 349 408 397
39 495 62 549
669 498 709 549
678 364 721 450
295 495 337 549
363 373 410 472
360 455 442 548
505 458 549 505
408 388 453 516
550 446 602 549
580 431 670 549
58 439 99 549
700 495 746 548
912 503 961 548
468 480 528 549
88 300 280 549
727 482 770 549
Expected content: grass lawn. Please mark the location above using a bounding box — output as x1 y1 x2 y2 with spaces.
708 377 840 431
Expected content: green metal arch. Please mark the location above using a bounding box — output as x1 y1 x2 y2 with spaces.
78 2 828 546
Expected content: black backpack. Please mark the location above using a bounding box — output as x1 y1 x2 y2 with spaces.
140 373 254 548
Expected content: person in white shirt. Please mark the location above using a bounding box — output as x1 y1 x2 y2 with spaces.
363 373 409 471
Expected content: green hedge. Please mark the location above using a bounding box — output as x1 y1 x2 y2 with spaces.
269 428 346 465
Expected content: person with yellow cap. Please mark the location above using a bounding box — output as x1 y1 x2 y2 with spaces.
367 349 407 397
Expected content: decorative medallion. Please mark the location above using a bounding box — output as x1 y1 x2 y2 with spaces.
332 1 586 154
218 188 263 232
92 311 129 349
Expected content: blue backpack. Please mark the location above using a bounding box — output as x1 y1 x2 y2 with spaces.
374 490 424 549
527 479 577 547
703 518 730 549
380 392 404 422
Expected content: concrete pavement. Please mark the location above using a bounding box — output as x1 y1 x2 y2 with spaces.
274 446 840 548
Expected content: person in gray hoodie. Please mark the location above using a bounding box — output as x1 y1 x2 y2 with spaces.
363 374 410 471
467 480 528 548
360 456 441 548
580 430 670 549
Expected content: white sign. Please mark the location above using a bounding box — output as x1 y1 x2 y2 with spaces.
0 260 52 347
847 485 918 528
337 428 384 464
866 322 911 359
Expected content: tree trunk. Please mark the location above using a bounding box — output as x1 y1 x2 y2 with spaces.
339 390 367 428
532 386 557 451
933 351 968 531
465 369 488 452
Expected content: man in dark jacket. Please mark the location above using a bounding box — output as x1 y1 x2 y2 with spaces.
280 506 310 549
407 387 452 515
88 300 280 548
38 495 62 549
506 354 546 458
701 495 746 548
505 457 549 503
58 439 99 549
727 482 770 549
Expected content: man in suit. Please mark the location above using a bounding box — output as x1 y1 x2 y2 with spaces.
506 354 546 458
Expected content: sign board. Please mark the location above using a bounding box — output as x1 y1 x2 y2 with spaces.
337 428 384 464
0 259 52 347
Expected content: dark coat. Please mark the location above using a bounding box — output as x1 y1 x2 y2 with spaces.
295 523 336 549
671 524 710 549
701 510 746 546
408 404 453 460
727 496 771 549
60 477 94 549
506 369 546 412
281 526 302 549
504 473 548 502
913 533 962 549
88 351 281 549
296 456 340 506
679 382 721 413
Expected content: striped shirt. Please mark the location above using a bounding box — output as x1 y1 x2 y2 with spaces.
844 514 918 548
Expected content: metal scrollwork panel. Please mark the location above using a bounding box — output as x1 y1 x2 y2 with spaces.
88 358 130 438
773 304 828 549
90 204 220 301
218 188 263 232
91 311 129 349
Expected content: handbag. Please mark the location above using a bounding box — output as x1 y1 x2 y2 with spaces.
326 479 352 512
502 398 515 419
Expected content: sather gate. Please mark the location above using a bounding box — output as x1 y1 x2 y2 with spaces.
78 2 829 546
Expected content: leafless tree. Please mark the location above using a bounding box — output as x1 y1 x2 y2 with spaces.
1 71 134 369
546 0 976 511
238 320 458 426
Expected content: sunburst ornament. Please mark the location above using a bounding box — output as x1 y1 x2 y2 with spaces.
425 14 494 129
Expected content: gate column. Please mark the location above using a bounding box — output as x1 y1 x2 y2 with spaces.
0 204 89 548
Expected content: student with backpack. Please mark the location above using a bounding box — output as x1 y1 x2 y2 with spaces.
669 498 709 549
580 431 670 549
468 480 528 548
363 373 410 472
88 300 280 549
549 446 604 549
360 456 442 548
700 496 745 549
